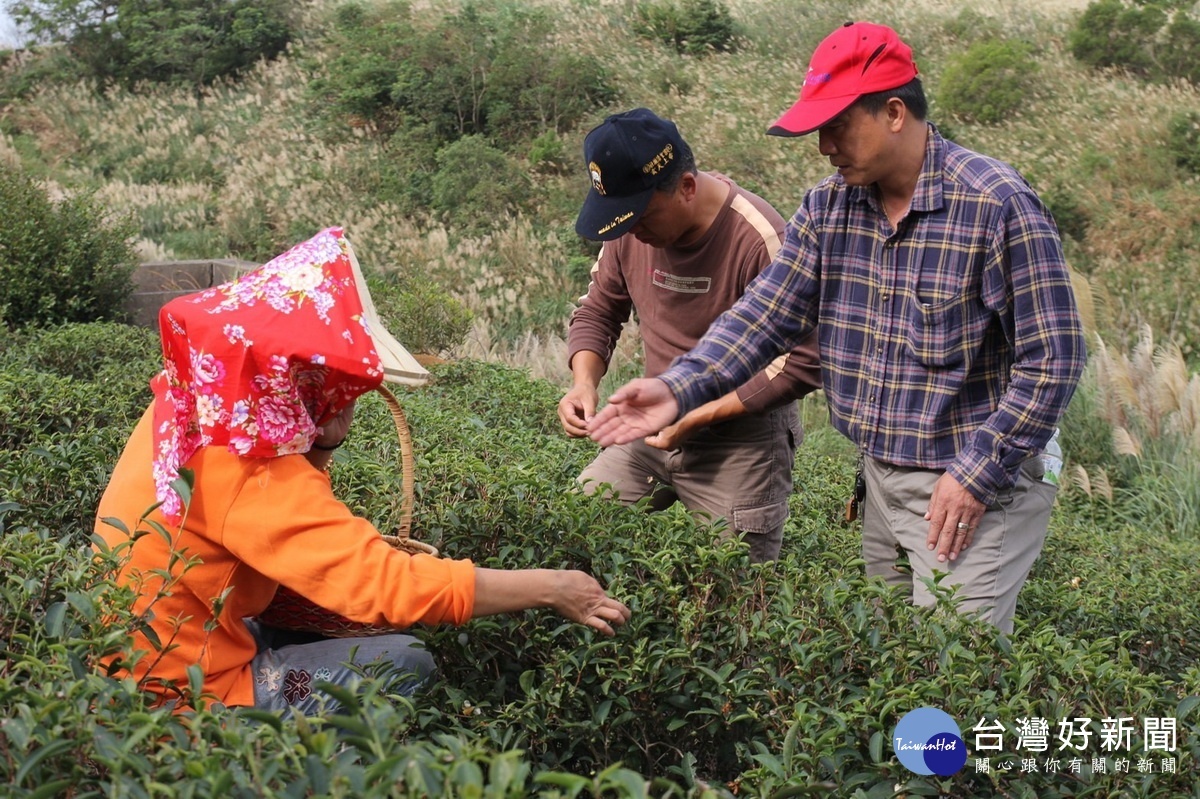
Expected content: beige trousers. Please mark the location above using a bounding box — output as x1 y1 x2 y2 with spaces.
860 455 1056 634
578 405 800 562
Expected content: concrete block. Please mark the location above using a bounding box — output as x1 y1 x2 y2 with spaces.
125 259 258 329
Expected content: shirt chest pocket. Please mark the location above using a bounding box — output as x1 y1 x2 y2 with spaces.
900 246 988 368
904 296 966 367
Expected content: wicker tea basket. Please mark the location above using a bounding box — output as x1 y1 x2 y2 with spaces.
254 385 438 637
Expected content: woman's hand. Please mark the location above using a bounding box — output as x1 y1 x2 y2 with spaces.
472 568 631 636
547 570 632 636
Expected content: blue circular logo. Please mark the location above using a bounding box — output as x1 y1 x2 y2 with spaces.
892 707 968 776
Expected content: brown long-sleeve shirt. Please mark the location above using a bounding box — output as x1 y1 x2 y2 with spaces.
568 174 821 414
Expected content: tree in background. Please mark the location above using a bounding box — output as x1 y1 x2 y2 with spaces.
308 0 615 221
1070 0 1200 84
5 0 294 87
310 1 616 146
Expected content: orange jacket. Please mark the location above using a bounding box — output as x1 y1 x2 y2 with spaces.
95 404 476 707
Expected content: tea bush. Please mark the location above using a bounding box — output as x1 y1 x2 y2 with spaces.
2 523 699 798
0 165 137 330
5 344 1195 797
0 320 160 382
0 323 158 535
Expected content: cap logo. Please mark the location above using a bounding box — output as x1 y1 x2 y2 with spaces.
588 161 605 195
641 143 674 176
805 72 833 86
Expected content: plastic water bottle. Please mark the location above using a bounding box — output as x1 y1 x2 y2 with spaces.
1041 428 1064 485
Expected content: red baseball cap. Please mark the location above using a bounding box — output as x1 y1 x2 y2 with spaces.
768 22 919 137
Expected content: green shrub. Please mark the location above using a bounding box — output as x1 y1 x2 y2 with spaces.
529 130 569 175
334 124 443 219
430 135 532 231
632 0 740 56
368 273 474 357
939 38 1038 125
0 523 694 797
8 0 296 88
309 1 615 149
0 367 117 450
0 321 160 382
0 166 138 330
1070 0 1200 84
1040 183 1091 243
1168 109 1200 175
0 323 157 536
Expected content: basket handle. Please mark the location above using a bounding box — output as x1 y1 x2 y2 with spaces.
375 385 438 556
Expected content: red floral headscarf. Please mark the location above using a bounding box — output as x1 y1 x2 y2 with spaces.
150 226 414 520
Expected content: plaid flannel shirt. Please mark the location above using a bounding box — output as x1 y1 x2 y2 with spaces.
660 126 1087 504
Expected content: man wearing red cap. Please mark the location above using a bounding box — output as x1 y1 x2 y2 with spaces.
588 24 1087 633
561 108 821 562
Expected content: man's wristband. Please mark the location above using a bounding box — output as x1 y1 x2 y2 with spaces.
312 437 345 451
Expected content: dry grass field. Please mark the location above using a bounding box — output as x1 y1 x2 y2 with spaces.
2 0 1197 368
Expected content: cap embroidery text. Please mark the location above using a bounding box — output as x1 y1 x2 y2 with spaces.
641 143 675 176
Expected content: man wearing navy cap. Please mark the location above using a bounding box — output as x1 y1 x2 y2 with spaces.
560 108 822 562
588 25 1087 632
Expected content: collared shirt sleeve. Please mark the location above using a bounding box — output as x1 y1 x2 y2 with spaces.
662 198 824 415
946 191 1087 503
734 326 822 413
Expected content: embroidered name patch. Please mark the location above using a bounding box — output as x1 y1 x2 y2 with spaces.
653 270 711 294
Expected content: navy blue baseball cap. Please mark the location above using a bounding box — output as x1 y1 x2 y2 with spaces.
574 108 685 241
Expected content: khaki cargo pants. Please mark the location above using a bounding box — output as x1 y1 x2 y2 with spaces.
578 404 801 562
860 455 1056 634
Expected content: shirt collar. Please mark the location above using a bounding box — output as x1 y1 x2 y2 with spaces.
910 122 945 214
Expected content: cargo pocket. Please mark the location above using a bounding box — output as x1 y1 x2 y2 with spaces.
732 499 789 562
